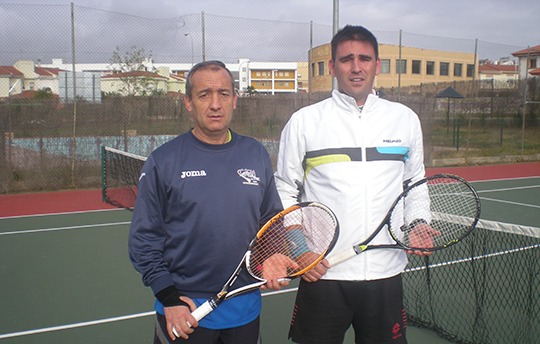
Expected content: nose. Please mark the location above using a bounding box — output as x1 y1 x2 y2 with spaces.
209 92 221 110
351 58 362 73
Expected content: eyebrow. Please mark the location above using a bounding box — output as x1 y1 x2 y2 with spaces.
339 53 373 61
197 87 232 95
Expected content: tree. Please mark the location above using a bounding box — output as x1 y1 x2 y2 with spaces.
245 85 258 96
108 46 159 96
34 88 54 99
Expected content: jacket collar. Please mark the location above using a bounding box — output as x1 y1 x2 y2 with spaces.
332 89 379 114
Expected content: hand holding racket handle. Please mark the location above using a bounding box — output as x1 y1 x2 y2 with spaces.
407 222 441 249
323 174 480 268
191 299 217 322
174 298 218 336
262 253 300 279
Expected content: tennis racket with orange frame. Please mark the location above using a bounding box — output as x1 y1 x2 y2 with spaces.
174 201 339 335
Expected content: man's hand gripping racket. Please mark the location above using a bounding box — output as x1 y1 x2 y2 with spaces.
327 174 481 267
174 201 339 337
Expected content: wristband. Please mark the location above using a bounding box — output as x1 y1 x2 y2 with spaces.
410 218 428 228
155 286 190 308
402 218 428 233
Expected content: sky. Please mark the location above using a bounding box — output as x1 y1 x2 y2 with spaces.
1 0 538 64
6 0 536 47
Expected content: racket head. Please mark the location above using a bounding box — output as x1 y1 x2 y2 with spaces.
246 202 339 280
388 174 481 251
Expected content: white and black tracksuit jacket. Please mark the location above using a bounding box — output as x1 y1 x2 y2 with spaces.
275 89 426 282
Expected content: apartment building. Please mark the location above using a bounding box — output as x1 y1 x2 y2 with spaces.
309 43 478 92
229 59 298 95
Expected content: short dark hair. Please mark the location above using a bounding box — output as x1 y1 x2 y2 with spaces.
185 60 235 99
331 25 379 61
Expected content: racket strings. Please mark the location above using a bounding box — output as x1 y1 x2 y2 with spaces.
392 176 479 250
249 205 337 279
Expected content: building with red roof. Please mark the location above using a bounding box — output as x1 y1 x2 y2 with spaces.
511 45 540 79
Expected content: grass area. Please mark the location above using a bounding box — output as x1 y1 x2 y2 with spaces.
431 124 540 160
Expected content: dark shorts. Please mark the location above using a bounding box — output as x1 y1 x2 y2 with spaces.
289 274 408 344
155 313 260 344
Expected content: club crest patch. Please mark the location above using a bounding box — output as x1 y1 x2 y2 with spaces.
237 168 260 186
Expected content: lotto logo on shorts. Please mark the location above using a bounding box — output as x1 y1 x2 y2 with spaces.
392 323 402 339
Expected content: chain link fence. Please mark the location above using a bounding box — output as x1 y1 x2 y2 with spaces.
0 3 539 194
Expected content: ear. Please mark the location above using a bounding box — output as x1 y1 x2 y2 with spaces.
183 95 192 112
328 59 335 77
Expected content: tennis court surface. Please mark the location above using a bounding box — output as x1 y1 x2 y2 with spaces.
1 162 539 343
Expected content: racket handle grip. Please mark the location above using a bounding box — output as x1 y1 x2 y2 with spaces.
173 300 217 337
191 300 214 322
326 247 358 267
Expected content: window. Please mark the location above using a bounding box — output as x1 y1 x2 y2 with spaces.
454 63 463 77
529 58 537 69
426 61 435 75
467 64 475 77
380 59 391 74
311 63 315 77
412 60 421 74
440 62 449 76
396 59 407 74
318 61 325 76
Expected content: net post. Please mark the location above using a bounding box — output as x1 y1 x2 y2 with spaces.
100 145 107 203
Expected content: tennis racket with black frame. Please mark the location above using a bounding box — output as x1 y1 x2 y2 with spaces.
326 174 481 267
174 201 339 336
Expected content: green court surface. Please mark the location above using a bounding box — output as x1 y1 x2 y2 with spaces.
1 177 538 343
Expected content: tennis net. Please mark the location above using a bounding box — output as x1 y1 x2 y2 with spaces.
101 146 146 210
403 218 540 344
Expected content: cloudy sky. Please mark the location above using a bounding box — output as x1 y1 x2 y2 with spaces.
1 0 538 64
7 0 537 46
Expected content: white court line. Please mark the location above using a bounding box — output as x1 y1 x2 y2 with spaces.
479 196 540 209
477 184 540 193
472 176 540 183
0 290 299 339
405 243 540 272
475 184 540 209
0 207 123 220
0 221 131 236
0 312 155 339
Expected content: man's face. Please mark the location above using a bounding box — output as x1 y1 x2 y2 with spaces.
184 67 237 141
329 39 381 106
